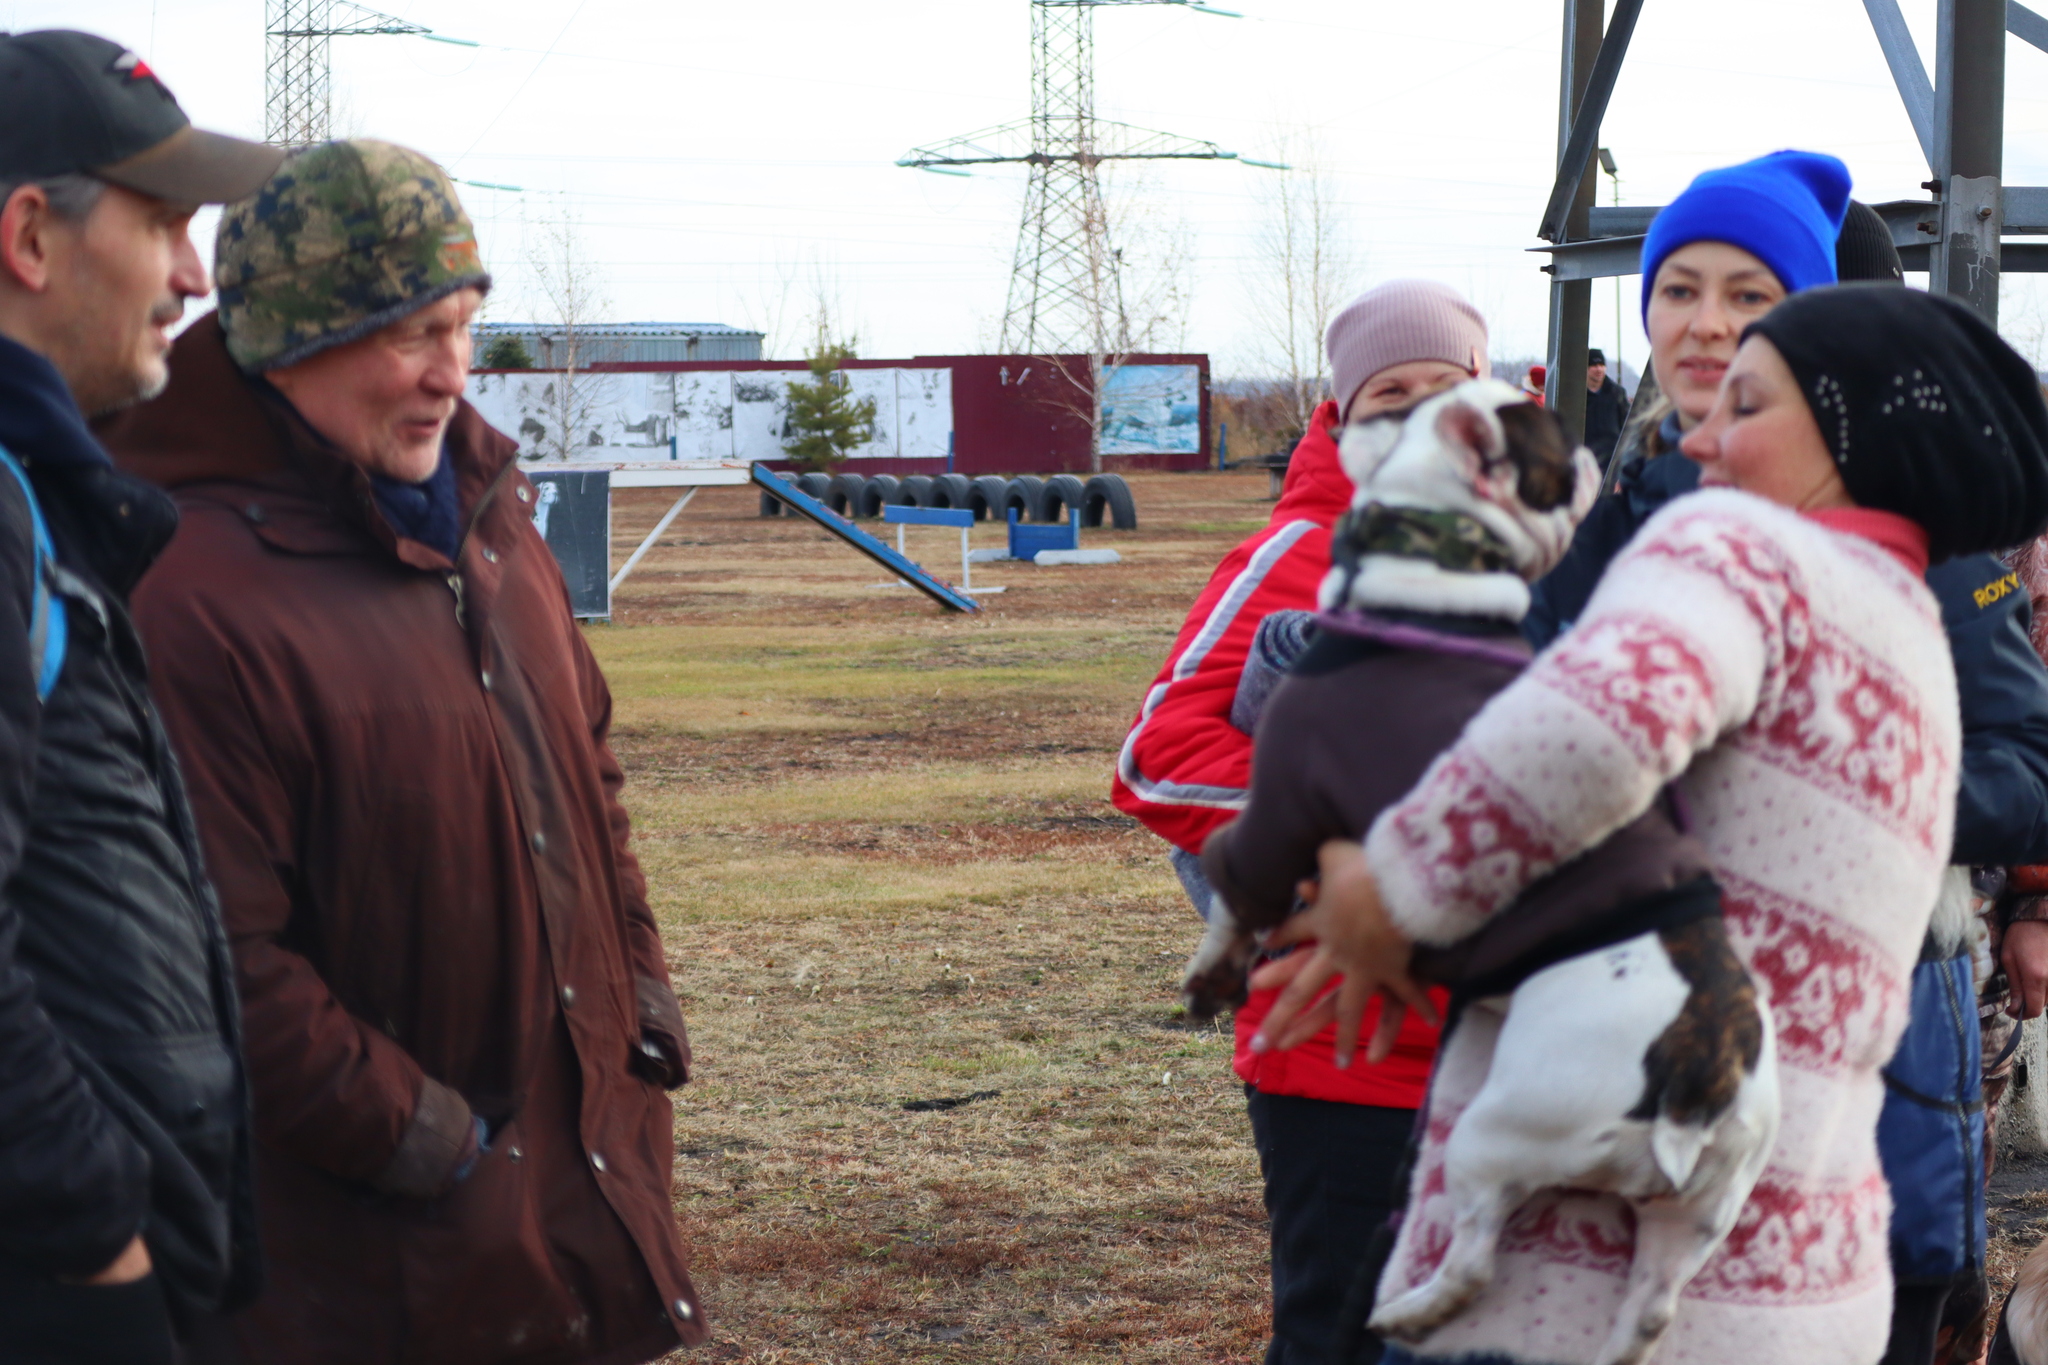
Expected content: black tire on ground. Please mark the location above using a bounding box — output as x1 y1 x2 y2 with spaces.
1037 474 1088 523
759 489 785 517
1004 475 1044 523
898 475 935 507
930 473 973 510
828 472 866 516
795 471 833 501
1082 473 1137 530
969 475 1010 521
859 475 900 518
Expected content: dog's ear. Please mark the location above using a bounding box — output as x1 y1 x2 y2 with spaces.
1431 398 1501 483
1494 402 1579 512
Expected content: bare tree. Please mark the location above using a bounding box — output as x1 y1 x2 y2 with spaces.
525 211 612 461
1247 135 1352 434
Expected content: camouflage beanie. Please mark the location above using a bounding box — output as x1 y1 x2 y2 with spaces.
214 139 491 373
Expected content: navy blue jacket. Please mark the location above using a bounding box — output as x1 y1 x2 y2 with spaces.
1527 441 2048 1283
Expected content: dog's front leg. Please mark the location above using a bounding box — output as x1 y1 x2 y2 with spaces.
1180 902 1255 1020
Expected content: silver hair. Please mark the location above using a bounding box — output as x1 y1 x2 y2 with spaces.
0 172 108 223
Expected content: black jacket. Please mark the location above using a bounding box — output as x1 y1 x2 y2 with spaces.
1582 376 1630 466
1527 438 2048 865
0 334 257 1331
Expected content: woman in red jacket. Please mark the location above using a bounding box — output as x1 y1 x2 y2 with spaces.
1112 279 1489 1365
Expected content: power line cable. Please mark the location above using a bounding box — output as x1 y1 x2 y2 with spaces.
450 0 590 169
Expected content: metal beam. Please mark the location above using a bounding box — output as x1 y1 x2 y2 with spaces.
2011 0 2048 53
1546 0 1603 446
1906 241 2048 270
1932 0 2005 320
1863 0 1936 165
1536 0 1648 244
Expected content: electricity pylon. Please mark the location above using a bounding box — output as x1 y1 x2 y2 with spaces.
264 0 427 147
900 0 1268 355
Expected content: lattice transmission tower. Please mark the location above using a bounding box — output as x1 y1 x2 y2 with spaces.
264 0 427 147
900 0 1265 355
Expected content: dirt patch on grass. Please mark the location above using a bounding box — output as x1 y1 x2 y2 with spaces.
594 472 1278 1361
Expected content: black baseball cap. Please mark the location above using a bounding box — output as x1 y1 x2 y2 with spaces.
0 30 282 205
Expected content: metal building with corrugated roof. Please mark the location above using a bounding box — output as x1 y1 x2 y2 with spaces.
473 321 764 366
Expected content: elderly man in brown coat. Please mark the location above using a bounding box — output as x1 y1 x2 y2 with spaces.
98 139 704 1365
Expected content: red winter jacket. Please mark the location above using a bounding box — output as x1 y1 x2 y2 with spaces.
1113 403 1443 1109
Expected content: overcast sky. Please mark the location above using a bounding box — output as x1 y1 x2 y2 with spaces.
15 1 2048 376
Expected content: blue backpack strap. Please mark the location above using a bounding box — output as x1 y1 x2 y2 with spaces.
0 444 64 701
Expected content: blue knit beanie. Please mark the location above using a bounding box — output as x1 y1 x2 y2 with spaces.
1639 151 1853 319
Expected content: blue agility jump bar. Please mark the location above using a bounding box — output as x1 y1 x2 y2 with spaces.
883 504 975 529
750 465 980 613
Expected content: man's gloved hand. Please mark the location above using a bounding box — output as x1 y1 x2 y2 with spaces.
632 975 692 1089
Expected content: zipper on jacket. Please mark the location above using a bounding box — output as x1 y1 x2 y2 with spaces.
443 460 514 633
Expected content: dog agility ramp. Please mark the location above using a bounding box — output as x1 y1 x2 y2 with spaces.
750 465 980 613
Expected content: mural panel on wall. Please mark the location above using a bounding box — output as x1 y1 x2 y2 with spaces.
1099 364 1200 456
467 368 953 463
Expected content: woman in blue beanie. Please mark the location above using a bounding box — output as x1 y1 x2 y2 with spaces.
1524 149 1850 643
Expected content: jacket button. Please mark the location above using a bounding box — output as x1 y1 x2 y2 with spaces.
516 485 532 503
561 985 576 1008
674 1299 693 1322
591 1152 607 1172
508 1144 523 1162
481 546 498 563
532 831 546 853
480 670 493 691
243 502 267 524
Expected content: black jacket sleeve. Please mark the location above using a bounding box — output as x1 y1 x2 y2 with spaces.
0 471 148 1279
1525 450 1702 649
1930 555 2048 866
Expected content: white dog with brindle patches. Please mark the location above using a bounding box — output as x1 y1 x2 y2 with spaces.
1371 921 1779 1365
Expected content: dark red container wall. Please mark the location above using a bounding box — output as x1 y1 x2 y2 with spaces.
572 352 1211 477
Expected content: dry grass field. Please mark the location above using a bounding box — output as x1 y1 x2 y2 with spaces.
596 471 1279 1363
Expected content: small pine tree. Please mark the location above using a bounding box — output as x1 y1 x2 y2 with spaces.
780 339 877 472
480 335 535 370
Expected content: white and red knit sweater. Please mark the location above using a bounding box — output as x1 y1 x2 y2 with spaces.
1367 490 1959 1365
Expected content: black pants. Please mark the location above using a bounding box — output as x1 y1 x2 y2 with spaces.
1247 1087 1415 1365
0 1268 176 1365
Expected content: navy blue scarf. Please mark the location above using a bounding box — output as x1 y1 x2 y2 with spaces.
370 446 460 561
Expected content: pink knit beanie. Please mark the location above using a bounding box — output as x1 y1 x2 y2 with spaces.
1325 280 1489 419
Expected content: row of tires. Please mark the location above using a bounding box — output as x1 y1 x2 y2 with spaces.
763 471 1137 529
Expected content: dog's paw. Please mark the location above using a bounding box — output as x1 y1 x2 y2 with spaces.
1180 916 1255 1020
1180 956 1251 1020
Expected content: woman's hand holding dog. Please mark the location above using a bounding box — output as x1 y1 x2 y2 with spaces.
1248 840 1437 1068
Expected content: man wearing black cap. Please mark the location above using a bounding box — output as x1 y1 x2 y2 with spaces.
0 29 280 1365
1582 347 1629 468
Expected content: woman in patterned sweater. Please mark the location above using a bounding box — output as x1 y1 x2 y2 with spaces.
1250 286 2048 1365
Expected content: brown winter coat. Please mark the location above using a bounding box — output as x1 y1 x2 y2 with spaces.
97 315 705 1365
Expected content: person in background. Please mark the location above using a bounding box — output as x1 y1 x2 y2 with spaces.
1581 346 1629 469
99 139 703 1365
1520 362 1546 406
0 30 277 1365
1114 278 1487 1365
1526 153 2048 1365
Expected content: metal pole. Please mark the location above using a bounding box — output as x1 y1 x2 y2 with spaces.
1931 0 2005 322
1548 0 1602 445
